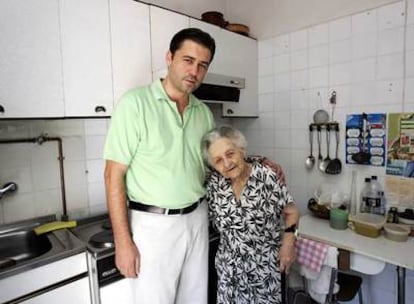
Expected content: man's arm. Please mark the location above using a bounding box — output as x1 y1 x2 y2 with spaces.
104 160 140 277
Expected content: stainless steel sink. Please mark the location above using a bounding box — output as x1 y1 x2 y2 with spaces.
0 229 52 267
0 215 85 277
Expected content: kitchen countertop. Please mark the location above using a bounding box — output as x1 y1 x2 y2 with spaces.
298 214 414 270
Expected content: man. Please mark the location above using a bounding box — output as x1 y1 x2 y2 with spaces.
103 28 216 304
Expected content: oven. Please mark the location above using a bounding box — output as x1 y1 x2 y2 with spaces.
71 214 133 304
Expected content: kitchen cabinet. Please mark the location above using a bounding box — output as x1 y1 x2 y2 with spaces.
21 276 91 304
189 18 223 75
150 6 190 80
0 0 64 118
60 0 113 117
110 0 152 104
190 18 258 117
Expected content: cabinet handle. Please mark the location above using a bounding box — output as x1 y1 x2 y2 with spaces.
226 109 234 115
0 105 4 113
95 106 106 113
230 80 240 85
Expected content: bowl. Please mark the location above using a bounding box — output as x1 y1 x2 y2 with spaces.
383 223 410 242
201 11 227 27
308 198 330 219
349 213 386 238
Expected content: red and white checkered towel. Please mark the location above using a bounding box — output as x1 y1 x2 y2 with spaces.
295 238 329 273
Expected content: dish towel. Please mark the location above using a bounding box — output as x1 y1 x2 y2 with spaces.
296 238 339 304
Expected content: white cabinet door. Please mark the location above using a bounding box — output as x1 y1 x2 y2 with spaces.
189 18 222 74
0 0 64 118
221 33 258 117
60 0 113 117
21 277 91 304
110 0 152 104
150 6 189 79
188 19 259 117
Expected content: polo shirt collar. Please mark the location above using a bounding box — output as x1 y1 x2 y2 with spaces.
151 79 201 108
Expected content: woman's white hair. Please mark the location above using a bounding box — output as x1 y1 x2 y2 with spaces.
201 125 247 164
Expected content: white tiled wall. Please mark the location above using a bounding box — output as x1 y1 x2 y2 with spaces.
240 1 414 303
0 119 109 223
243 0 414 214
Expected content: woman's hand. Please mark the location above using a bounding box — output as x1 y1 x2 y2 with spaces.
278 236 296 274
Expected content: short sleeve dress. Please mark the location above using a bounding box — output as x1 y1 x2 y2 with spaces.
206 162 294 304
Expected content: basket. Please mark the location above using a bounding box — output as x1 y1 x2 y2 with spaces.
308 198 330 219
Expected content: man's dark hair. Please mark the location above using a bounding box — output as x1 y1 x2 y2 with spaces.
169 28 216 62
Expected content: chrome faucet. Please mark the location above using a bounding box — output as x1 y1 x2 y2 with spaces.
0 182 18 199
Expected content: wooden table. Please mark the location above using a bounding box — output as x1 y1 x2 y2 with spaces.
298 214 414 304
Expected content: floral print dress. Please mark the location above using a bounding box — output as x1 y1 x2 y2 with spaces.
206 163 294 304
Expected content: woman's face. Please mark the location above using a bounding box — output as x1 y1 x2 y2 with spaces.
208 137 246 180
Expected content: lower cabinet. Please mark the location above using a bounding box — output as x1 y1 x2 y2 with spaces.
21 276 91 304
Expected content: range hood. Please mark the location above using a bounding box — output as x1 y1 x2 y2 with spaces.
193 73 245 103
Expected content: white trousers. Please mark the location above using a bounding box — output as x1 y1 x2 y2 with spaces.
128 201 209 304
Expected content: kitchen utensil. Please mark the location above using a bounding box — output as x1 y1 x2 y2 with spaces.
305 125 315 170
330 208 349 230
329 91 337 121
313 109 329 124
225 23 250 36
316 126 323 166
383 223 410 242
348 213 386 238
326 124 342 174
319 125 331 173
201 11 227 27
352 113 371 164
308 198 330 219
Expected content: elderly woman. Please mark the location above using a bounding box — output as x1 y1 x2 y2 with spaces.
201 126 299 304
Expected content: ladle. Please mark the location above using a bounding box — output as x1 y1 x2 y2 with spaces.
305 125 315 170
319 125 331 173
317 126 323 166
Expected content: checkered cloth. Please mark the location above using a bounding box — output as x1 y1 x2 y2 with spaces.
295 238 329 273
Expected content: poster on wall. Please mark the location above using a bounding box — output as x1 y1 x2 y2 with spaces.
345 113 386 166
386 112 414 178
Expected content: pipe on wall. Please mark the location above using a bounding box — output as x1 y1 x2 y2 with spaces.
0 134 68 221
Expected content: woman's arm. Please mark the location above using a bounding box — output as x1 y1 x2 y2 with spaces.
279 203 300 273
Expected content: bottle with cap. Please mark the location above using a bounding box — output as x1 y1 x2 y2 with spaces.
369 176 384 215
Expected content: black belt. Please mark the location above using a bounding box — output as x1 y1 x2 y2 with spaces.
129 198 203 215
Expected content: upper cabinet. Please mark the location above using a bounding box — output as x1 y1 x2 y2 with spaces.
0 1 257 118
110 0 152 104
0 0 64 118
150 6 190 80
60 0 113 117
190 18 258 117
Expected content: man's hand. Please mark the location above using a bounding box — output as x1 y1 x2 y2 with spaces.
115 240 141 278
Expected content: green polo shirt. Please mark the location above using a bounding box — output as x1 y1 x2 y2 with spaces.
104 79 215 208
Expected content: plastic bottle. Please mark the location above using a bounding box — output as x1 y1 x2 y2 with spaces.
360 177 371 213
369 176 384 215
